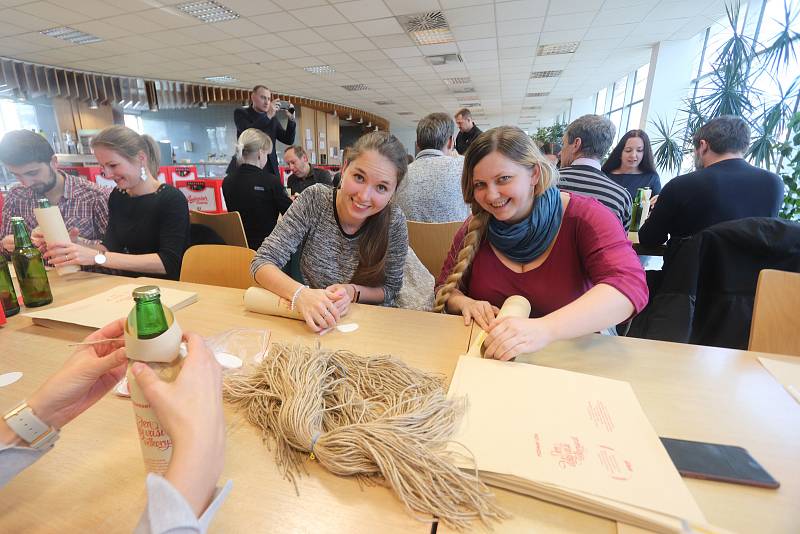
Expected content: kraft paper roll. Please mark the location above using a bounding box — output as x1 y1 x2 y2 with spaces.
465 295 532 358
123 306 183 363
243 286 303 320
33 206 79 276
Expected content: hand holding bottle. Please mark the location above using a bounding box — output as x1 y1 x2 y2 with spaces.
131 332 225 517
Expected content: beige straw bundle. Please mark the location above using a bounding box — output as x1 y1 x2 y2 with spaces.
224 342 507 529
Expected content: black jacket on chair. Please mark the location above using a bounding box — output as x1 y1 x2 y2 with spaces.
628 217 800 349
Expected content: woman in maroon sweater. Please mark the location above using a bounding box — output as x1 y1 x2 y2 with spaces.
434 126 647 360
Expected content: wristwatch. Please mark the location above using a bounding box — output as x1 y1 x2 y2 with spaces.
4 402 60 450
94 251 107 265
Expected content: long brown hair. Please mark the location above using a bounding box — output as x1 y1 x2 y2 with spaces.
601 129 656 175
433 126 557 312
91 125 160 177
344 131 408 287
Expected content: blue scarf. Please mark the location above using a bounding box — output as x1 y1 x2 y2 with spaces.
487 186 563 263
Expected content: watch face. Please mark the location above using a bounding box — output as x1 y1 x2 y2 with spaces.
94 253 107 265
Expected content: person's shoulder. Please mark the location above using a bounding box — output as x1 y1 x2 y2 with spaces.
5 182 30 199
303 182 333 201
233 106 251 117
566 193 622 227
157 184 188 204
314 167 331 178
389 203 407 226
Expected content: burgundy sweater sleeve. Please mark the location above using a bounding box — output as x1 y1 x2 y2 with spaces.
575 198 649 313
435 217 471 290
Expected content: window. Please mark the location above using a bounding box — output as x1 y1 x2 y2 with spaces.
590 62 650 143
0 99 38 140
124 113 144 134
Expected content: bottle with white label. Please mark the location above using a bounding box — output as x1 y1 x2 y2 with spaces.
125 285 183 474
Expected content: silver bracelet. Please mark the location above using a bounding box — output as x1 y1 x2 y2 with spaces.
290 285 308 311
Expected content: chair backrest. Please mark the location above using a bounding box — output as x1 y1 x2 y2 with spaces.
749 269 800 356
189 210 248 248
407 220 463 278
179 245 255 289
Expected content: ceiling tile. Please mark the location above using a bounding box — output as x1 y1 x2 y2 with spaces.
353 17 405 36
215 19 267 37
209 0 282 16
276 28 327 45
593 3 654 26
210 38 257 54
369 33 413 48
444 4 494 26
583 22 637 41
393 56 428 67
243 33 292 50
335 37 376 51
384 46 421 58
458 37 497 52
349 49 388 61
16 1 90 25
383 0 439 15
1 7 58 30
315 23 363 40
251 12 306 31
544 11 596 31
495 0 548 21
179 24 230 42
496 17 544 36
292 5 348 26
547 0 604 15
418 43 459 55
269 45 309 59
498 32 539 48
334 0 393 22
452 23 495 40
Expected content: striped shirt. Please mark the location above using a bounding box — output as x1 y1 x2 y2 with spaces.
558 164 632 229
1 173 110 245
251 184 408 306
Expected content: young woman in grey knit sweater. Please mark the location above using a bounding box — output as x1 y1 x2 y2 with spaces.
250 131 409 332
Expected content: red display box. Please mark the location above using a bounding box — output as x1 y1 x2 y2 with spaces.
85 166 116 189
175 179 226 213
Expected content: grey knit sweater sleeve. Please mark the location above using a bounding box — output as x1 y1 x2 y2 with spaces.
250 184 408 307
250 184 322 277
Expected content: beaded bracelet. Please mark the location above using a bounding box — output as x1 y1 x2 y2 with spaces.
290 285 308 311
350 284 360 303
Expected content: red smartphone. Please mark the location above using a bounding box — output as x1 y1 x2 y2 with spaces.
660 437 779 489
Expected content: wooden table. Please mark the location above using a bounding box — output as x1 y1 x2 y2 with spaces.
0 272 472 533
437 330 800 534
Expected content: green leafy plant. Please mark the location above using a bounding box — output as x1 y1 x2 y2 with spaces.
777 112 800 219
532 122 566 145
663 0 800 219
650 115 685 174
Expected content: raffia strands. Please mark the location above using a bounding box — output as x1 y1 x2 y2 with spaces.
224 343 508 530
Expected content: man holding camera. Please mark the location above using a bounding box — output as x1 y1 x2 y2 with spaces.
231 85 296 177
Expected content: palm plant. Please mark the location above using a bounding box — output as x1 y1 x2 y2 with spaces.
650 115 685 175
653 0 800 219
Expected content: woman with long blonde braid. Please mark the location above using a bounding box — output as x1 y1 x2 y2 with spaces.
434 126 648 360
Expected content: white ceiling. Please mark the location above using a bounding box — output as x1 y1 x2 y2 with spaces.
0 0 727 129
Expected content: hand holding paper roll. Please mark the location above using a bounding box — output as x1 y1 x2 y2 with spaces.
244 286 348 332
466 296 539 360
33 205 80 275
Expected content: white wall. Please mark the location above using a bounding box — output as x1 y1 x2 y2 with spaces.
389 126 416 157
569 95 595 122
641 36 704 140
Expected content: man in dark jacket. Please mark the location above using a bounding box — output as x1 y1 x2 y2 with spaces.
230 85 296 177
639 116 784 252
454 108 482 155
284 145 332 197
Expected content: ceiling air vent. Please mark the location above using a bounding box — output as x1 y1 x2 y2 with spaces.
374 100 395 105
397 111 414 116
204 75 238 83
526 91 550 97
341 84 368 91
397 11 454 46
530 70 563 79
426 53 462 66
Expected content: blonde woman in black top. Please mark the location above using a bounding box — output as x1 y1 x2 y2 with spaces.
222 128 292 250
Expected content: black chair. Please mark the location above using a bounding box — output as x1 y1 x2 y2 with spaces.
628 217 800 349
189 223 226 247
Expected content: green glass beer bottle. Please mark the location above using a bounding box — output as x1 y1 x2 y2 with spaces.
36 198 51 208
10 217 52 307
0 255 20 317
133 286 169 339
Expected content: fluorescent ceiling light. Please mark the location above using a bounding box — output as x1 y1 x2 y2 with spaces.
397 12 454 46
304 65 335 75
176 1 239 23
204 75 238 83
374 100 395 105
537 42 580 56
397 111 414 115
443 77 471 86
341 84 368 91
526 91 550 97
530 70 562 79
41 27 102 45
